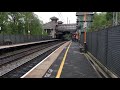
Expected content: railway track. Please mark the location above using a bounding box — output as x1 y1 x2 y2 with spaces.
0 40 65 78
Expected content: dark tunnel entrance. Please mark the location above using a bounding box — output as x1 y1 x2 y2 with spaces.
56 31 72 41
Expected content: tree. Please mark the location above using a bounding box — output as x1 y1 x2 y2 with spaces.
106 12 113 26
88 12 109 32
0 12 9 34
0 12 47 36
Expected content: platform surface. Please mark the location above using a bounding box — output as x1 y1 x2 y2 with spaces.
21 41 70 78
43 41 100 78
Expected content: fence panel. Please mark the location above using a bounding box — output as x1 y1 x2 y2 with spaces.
91 32 98 58
86 32 89 50
10 35 16 44
80 33 84 46
96 29 107 66
20 35 25 43
107 26 120 76
3 35 11 44
87 32 92 53
30 35 34 42
83 26 120 76
24 35 28 42
15 35 21 44
0 34 3 45
87 32 91 52
0 34 51 45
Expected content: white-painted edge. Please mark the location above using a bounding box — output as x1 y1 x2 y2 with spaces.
0 39 59 50
20 41 69 78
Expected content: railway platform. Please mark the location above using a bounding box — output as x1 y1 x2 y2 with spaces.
0 39 59 50
22 41 100 78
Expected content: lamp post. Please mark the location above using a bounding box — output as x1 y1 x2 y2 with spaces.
113 12 115 26
42 29 43 39
27 19 33 41
28 30 30 35
28 20 31 40
113 12 118 26
28 19 33 35
83 12 87 53
115 12 118 26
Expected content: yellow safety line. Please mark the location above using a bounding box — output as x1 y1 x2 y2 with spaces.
56 42 72 78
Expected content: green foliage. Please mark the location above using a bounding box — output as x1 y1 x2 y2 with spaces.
88 12 113 32
0 12 47 36
106 12 113 21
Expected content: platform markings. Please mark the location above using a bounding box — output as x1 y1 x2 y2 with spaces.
44 69 53 78
56 42 72 78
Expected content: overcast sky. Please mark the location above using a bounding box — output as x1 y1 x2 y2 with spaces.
34 12 77 24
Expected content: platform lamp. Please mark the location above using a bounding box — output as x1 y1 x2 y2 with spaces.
41 28 43 39
0 26 1 32
83 12 87 53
